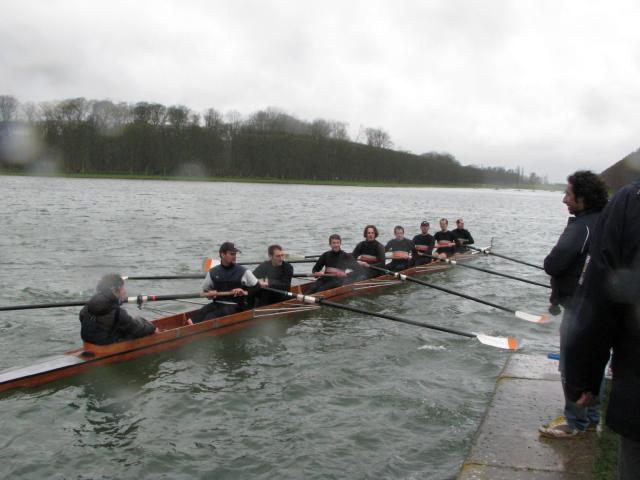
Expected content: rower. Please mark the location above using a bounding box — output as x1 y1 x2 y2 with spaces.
252 244 294 306
412 220 435 266
384 225 416 271
433 218 457 258
79 274 158 345
452 218 474 252
189 242 260 323
308 234 358 294
352 224 386 279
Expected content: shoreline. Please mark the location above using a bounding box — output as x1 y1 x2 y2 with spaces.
0 171 563 191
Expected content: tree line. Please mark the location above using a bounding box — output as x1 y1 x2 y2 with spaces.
0 95 544 185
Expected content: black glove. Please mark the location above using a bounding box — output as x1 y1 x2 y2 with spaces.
548 304 562 316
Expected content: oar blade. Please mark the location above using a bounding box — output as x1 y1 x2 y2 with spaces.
475 334 519 351
202 256 220 273
515 311 550 324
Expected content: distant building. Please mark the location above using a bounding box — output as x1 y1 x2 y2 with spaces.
601 148 640 190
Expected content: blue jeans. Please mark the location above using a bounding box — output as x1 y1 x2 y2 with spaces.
561 374 604 431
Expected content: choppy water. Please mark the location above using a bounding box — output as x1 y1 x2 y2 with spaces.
0 176 565 479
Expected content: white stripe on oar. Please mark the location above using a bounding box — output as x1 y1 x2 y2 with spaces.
515 311 550 324
475 333 519 350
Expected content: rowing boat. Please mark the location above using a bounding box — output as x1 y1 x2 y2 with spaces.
0 248 482 394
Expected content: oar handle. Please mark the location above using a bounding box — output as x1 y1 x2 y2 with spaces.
125 274 203 280
467 246 544 270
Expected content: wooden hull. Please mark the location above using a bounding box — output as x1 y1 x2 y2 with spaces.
0 250 479 394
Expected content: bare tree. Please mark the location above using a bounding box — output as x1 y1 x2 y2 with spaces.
309 119 331 138
166 105 190 128
21 101 40 123
0 95 19 122
204 108 223 130
329 121 349 141
225 110 243 137
58 98 89 123
148 103 167 126
365 127 393 149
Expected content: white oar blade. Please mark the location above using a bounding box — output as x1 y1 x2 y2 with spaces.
515 311 550 324
475 334 518 350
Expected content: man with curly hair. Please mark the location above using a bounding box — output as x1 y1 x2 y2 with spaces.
539 170 609 438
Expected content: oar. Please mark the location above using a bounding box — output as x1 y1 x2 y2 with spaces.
467 246 544 270
203 256 317 270
0 292 220 312
261 287 517 350
368 265 549 324
124 273 314 281
422 253 551 288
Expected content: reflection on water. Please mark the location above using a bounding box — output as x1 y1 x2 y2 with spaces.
0 176 565 479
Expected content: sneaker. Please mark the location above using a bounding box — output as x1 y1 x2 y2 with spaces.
539 416 585 439
586 422 599 432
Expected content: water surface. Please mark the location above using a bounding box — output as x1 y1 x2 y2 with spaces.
0 176 565 479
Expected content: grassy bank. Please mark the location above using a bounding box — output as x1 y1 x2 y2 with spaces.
0 170 563 191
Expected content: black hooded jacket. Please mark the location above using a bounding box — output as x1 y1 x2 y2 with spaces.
544 209 600 307
79 290 156 345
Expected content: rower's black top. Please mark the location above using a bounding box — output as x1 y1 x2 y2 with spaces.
434 230 457 256
452 228 474 251
352 240 385 267
253 261 294 291
412 233 435 256
79 291 155 345
312 250 358 273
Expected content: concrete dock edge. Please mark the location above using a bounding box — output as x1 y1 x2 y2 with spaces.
457 353 600 479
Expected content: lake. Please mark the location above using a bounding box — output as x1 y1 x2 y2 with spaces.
0 175 564 479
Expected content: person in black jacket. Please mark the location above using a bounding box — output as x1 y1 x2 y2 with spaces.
308 234 358 294
253 244 294 306
564 180 640 478
539 170 608 439
352 225 386 278
452 218 474 253
412 221 435 266
79 274 157 345
433 218 457 258
385 225 416 271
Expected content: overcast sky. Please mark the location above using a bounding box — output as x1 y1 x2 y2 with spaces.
2 0 639 181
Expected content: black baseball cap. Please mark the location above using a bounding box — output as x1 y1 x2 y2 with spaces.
420 221 429 226
219 242 241 253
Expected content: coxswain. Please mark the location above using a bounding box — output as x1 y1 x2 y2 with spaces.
433 218 457 258
351 225 386 279
79 274 158 345
412 220 435 266
189 242 261 323
452 218 474 252
253 244 294 306
308 234 358 294
384 225 416 271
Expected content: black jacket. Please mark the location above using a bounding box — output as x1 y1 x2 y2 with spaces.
79 291 156 345
544 210 600 307
253 261 293 291
564 181 640 441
